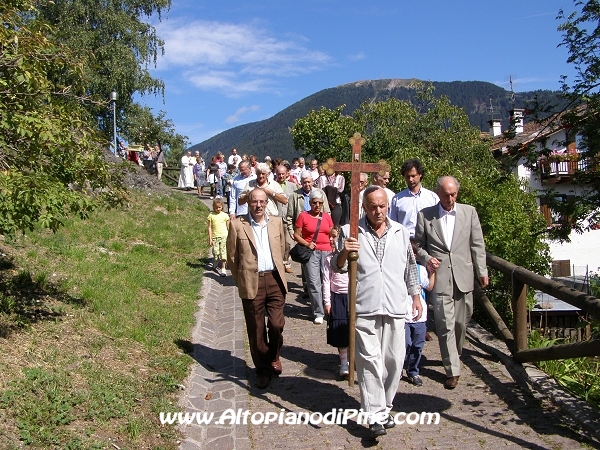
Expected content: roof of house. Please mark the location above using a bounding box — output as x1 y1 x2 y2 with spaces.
490 117 565 153
489 105 585 154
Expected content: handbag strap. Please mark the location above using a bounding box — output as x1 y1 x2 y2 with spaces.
309 213 322 244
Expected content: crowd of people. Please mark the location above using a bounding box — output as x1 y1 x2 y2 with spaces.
192 147 488 439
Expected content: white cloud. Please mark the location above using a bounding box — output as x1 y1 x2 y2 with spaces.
348 52 366 62
186 70 270 94
155 20 331 95
226 105 260 125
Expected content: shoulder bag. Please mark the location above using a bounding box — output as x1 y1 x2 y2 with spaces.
290 213 322 264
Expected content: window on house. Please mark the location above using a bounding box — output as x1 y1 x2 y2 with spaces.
539 195 571 227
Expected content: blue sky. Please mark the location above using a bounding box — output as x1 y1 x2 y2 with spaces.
138 0 579 146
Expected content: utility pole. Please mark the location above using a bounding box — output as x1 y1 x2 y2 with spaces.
110 90 117 154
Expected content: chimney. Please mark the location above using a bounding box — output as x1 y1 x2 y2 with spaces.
510 109 524 134
488 119 502 137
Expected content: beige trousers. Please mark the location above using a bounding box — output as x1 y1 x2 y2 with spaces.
431 279 473 376
355 315 406 424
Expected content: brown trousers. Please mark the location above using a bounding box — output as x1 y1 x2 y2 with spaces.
241 271 286 375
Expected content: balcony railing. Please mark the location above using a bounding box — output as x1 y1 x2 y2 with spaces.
538 157 597 181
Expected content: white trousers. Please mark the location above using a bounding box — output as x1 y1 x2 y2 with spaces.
355 315 406 424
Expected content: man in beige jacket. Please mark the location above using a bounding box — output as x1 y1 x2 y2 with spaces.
414 176 488 390
227 189 288 389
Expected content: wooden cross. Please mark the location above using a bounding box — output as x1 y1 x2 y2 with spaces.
321 132 390 386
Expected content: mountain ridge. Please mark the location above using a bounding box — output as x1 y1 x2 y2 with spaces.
189 79 562 162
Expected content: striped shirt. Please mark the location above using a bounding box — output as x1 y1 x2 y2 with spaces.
364 218 419 291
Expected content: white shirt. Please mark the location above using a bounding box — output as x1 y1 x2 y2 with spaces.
438 203 457 250
243 179 285 217
389 187 439 236
290 167 303 181
383 187 395 207
231 173 256 216
358 189 366 219
228 154 239 167
250 214 275 272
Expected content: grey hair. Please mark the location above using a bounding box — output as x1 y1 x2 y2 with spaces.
255 162 271 174
300 170 313 181
363 185 382 198
309 189 325 201
436 176 460 191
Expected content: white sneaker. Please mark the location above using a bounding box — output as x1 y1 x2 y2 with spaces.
220 270 226 277
313 317 323 324
340 362 349 376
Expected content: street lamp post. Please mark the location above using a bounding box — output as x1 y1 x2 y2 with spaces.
110 90 117 154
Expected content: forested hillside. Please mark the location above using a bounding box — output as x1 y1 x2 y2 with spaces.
189 79 563 161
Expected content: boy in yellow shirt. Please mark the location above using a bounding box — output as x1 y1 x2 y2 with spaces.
208 198 230 276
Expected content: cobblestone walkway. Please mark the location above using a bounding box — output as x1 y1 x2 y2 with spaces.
178 194 598 449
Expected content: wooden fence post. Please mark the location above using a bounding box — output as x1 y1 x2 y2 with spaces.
512 277 529 357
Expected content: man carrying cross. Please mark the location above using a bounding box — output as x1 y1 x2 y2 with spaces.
325 133 421 438
332 186 422 437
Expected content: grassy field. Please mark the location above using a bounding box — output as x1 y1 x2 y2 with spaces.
0 189 209 449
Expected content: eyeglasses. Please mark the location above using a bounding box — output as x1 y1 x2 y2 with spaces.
250 200 267 205
311 201 323 205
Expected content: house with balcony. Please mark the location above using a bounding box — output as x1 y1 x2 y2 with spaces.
488 109 600 278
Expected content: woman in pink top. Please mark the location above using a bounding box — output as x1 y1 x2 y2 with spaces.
293 189 333 324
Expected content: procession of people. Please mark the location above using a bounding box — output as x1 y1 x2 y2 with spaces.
135 144 489 439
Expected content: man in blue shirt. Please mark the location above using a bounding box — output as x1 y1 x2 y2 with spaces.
389 158 439 237
230 161 257 220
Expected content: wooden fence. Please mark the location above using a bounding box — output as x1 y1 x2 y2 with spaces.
475 252 600 363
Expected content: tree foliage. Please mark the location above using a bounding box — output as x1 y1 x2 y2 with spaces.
0 0 125 236
34 0 180 150
122 104 189 164
291 83 551 328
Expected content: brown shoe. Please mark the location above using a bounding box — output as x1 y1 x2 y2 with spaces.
256 373 271 389
425 332 432 341
444 376 459 389
284 266 293 273
271 359 282 375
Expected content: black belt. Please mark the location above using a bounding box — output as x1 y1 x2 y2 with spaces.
258 270 274 277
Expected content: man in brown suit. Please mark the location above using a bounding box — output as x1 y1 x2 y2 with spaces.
226 189 288 389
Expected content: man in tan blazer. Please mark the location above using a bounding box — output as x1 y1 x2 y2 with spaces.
227 189 288 389
414 176 488 389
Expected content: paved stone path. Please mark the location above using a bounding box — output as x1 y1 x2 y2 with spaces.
177 193 599 449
